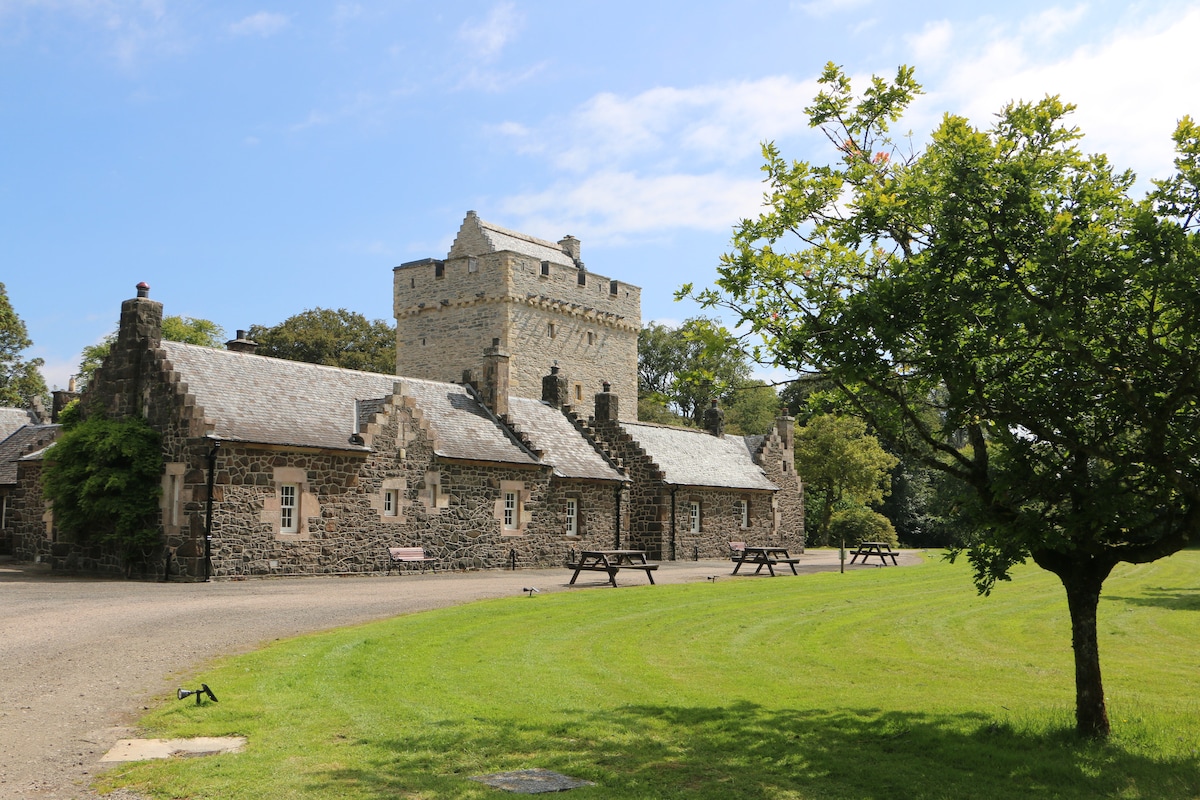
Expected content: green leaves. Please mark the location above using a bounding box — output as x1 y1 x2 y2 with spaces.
42 414 163 554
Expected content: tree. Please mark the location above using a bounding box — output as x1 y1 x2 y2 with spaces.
723 380 780 435
689 62 1200 738
0 282 49 407
829 506 898 548
637 318 751 424
249 308 395 373
77 316 226 389
793 414 897 545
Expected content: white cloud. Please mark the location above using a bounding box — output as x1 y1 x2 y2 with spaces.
0 0 180 66
229 11 288 38
507 76 820 174
916 4 1200 185
458 1 522 61
906 19 953 65
498 170 764 244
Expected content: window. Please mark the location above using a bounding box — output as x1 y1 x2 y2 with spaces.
468 257 478 273
587 331 595 345
503 491 518 529
689 501 700 533
1 494 7 530
383 489 398 517
738 498 750 529
574 383 583 402
578 270 587 286
547 322 556 338
435 262 445 278
610 279 618 295
565 497 578 535
541 260 550 276
280 484 299 533
167 473 180 527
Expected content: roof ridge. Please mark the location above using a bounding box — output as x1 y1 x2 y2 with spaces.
477 217 566 254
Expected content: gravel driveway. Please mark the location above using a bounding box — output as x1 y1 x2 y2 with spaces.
0 549 878 799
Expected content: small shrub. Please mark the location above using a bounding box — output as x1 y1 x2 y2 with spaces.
829 507 898 547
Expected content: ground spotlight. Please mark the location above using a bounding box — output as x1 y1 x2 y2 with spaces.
177 683 219 705
522 587 540 597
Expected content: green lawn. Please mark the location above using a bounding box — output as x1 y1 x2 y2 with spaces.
98 551 1200 799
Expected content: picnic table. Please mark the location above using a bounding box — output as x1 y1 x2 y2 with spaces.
848 541 900 565
731 545 800 576
567 550 659 587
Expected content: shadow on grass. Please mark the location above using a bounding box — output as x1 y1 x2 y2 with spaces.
1104 587 1200 611
309 702 1200 799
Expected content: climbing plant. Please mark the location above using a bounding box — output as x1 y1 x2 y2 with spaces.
42 410 163 559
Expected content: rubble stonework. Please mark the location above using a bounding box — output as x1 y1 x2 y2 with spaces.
394 212 640 419
6 213 802 579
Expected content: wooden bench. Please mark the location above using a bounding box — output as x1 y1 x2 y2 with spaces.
848 542 899 565
728 541 746 561
386 546 439 574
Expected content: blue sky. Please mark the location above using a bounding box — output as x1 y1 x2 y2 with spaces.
4 0 1199 391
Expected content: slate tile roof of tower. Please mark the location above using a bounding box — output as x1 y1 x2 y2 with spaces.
160 342 538 465
620 421 779 491
451 210 575 266
505 397 625 482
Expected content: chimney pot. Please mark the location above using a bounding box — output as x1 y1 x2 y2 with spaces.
136 281 150 298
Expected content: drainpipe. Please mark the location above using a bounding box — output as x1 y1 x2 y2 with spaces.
669 487 678 562
613 484 622 549
204 440 221 582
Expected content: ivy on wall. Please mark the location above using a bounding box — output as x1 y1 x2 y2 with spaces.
42 406 163 557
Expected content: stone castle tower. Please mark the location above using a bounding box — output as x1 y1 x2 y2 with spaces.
393 211 640 419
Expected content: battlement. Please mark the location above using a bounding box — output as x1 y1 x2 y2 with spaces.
393 213 640 419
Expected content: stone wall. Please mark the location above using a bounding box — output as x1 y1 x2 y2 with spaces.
393 249 639 419
755 416 806 552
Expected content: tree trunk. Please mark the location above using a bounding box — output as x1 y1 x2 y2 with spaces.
1040 553 1114 738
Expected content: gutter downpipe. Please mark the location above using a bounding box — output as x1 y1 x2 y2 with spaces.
670 487 677 562
204 440 221 582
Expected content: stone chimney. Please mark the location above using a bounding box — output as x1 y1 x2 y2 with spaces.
118 281 163 352
482 338 510 416
51 388 79 422
594 381 619 423
225 329 258 354
542 365 568 409
704 399 725 437
559 235 581 265
775 412 795 451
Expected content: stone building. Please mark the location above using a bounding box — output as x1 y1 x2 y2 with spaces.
580 392 804 560
0 410 59 555
394 212 640 420
8 213 803 578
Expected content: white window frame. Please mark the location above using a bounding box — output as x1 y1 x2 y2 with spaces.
739 498 750 529
689 501 700 533
1 493 7 530
383 489 398 517
280 484 299 534
503 491 518 530
565 497 578 536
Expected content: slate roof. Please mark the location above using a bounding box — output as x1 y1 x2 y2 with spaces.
0 424 60 485
159 342 539 465
475 218 576 266
505 398 626 482
0 408 38 441
620 421 779 491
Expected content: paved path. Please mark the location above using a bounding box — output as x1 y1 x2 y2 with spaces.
0 550 913 798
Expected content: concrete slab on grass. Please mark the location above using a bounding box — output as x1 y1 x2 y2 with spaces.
101 737 247 762
470 768 596 793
